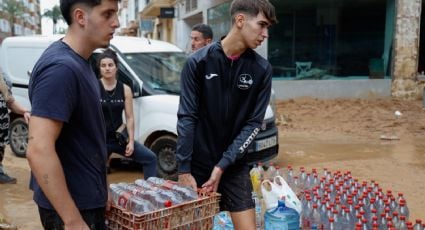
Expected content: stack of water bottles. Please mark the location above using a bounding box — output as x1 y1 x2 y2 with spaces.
109 177 198 214
249 163 424 230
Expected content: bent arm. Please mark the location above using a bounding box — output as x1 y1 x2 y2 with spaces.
123 84 135 143
176 58 200 174
26 116 85 227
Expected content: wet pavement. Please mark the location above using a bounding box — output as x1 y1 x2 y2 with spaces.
0 131 424 229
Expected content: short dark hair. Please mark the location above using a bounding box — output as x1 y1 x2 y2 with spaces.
96 48 118 71
192 23 213 40
60 0 119 25
230 0 277 25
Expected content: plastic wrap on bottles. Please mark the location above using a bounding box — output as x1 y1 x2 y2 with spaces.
147 177 198 201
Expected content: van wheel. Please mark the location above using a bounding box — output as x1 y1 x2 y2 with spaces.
9 118 28 158
150 135 177 180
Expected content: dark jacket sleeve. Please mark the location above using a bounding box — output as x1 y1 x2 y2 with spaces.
216 63 273 170
176 56 201 174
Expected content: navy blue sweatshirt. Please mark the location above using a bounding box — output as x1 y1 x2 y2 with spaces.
176 41 272 173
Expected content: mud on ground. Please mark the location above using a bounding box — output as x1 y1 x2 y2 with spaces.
274 97 425 222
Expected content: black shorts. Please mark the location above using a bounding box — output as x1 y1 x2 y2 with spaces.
192 163 254 212
38 206 106 229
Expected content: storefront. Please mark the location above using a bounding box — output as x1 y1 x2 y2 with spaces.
268 0 395 80
176 0 423 99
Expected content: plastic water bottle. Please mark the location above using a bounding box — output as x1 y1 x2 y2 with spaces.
146 177 198 201
397 200 410 220
413 219 423 230
264 197 300 230
265 162 277 180
133 179 184 207
213 212 234 230
129 196 156 214
109 184 155 214
250 164 262 196
252 192 263 230
309 204 322 230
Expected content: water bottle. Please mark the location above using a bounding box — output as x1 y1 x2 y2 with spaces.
413 219 423 230
109 183 155 213
397 200 410 220
265 162 277 180
252 192 263 230
213 211 234 230
142 190 173 209
250 164 262 196
264 197 300 230
129 196 156 214
146 177 198 201
399 215 408 230
109 184 132 209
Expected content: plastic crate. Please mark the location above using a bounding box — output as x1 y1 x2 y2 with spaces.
106 190 221 230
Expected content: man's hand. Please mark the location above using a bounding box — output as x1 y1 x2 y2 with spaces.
64 220 90 230
178 173 197 191
201 166 223 193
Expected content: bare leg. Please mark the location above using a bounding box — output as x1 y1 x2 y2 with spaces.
230 208 256 230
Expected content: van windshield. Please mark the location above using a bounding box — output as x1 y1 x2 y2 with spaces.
122 52 187 94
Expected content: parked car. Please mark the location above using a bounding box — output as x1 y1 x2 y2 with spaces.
0 35 279 179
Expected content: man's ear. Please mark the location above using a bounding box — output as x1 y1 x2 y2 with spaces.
206 38 212 44
235 13 245 28
74 7 87 26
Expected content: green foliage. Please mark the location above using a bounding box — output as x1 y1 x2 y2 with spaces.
42 5 64 34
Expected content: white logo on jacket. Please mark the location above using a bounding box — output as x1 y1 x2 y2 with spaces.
205 73 219 80
237 74 253 90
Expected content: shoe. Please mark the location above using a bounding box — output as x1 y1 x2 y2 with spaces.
0 173 17 184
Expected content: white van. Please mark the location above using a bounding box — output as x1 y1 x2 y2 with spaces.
0 35 279 178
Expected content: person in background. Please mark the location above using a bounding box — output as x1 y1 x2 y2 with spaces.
97 48 157 179
176 0 277 229
26 0 120 228
190 23 213 52
0 71 30 184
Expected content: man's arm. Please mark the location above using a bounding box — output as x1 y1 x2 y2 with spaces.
26 116 89 229
176 57 201 190
123 84 135 156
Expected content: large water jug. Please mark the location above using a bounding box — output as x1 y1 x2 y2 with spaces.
264 198 300 230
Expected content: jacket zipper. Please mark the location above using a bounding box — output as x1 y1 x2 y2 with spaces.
225 59 234 123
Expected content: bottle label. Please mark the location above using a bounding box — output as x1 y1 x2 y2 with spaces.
118 191 131 208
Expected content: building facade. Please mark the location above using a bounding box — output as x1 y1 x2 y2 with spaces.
119 0 423 99
0 0 41 42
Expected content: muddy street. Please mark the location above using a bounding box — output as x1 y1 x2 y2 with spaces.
1 98 425 229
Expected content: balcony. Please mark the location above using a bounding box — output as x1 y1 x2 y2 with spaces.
140 0 175 18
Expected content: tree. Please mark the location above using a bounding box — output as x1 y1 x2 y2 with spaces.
42 5 63 34
0 0 25 36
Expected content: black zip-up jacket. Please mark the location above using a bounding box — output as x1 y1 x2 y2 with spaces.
176 41 272 174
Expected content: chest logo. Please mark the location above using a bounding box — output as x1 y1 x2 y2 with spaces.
237 74 253 90
205 73 219 80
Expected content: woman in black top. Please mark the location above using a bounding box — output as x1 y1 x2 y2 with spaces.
97 49 157 179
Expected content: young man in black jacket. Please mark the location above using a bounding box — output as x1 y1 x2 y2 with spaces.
176 0 277 229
